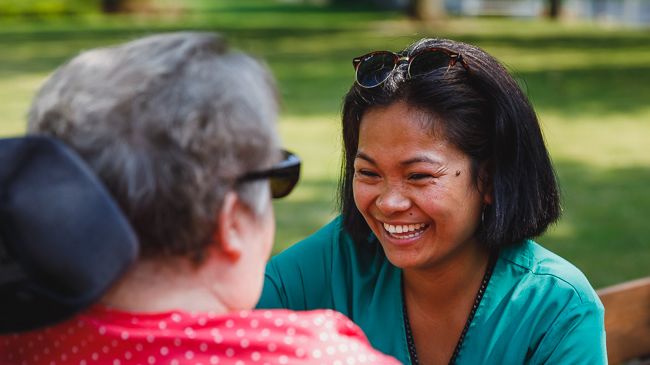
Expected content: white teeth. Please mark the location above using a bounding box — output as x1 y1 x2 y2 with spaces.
382 222 427 235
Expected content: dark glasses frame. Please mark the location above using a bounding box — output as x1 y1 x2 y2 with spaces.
352 47 470 89
237 149 301 199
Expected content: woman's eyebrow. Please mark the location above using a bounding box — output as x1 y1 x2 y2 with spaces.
355 151 376 165
400 156 442 166
356 152 443 167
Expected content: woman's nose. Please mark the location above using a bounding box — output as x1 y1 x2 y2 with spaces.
375 186 411 215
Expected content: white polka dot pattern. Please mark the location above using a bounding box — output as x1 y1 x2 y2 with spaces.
0 307 399 364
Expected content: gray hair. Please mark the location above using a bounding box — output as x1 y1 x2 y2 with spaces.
28 32 281 262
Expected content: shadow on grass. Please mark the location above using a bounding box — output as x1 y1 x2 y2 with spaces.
542 160 650 288
1 16 649 117
189 2 399 14
0 25 355 77
518 64 650 117
456 33 650 52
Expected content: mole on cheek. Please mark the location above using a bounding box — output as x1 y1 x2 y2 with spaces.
455 170 461 177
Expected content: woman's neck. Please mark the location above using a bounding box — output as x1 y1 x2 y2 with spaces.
402 241 490 313
100 256 233 314
402 242 493 365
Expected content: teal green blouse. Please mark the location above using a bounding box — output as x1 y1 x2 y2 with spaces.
258 217 607 364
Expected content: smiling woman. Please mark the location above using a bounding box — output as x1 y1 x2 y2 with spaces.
258 38 607 365
353 102 487 273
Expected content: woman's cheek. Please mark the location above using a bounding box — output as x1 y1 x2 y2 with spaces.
352 180 374 211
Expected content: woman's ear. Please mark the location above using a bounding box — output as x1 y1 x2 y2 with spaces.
478 164 493 205
214 191 247 262
483 191 493 205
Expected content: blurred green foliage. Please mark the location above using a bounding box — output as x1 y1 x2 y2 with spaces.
0 0 648 288
0 0 99 16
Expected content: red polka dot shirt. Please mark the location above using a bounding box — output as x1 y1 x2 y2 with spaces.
0 306 399 365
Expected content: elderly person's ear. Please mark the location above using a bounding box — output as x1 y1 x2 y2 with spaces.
214 191 253 261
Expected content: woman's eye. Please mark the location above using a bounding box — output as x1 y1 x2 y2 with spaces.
356 169 379 178
409 173 434 181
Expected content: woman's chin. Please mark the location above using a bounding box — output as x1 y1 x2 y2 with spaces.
377 241 425 270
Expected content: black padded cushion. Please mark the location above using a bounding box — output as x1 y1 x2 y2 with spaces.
0 136 138 333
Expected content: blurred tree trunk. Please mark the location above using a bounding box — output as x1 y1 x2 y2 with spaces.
408 0 446 20
101 0 154 13
102 0 130 13
548 0 561 18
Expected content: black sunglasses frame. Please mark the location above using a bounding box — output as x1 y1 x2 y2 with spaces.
352 47 470 89
237 149 301 199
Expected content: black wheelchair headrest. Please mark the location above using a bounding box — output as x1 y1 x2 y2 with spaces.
0 136 138 333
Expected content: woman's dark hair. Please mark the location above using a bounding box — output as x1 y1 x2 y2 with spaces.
339 38 561 248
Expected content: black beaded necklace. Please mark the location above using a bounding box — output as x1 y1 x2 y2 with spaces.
402 252 497 365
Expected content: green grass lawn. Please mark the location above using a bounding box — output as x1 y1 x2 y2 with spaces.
1 1 648 288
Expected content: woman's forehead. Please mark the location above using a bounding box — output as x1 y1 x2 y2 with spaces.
356 102 468 163
359 103 443 141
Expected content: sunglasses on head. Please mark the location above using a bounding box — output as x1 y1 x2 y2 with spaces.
353 47 470 89
237 149 301 199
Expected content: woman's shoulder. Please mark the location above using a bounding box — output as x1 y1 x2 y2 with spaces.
465 241 606 363
497 240 601 306
477 240 603 339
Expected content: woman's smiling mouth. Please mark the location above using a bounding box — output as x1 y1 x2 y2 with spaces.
382 222 429 239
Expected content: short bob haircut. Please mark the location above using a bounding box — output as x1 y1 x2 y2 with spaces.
339 38 561 249
28 32 281 262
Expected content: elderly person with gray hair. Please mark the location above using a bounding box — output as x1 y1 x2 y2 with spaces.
0 32 399 365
